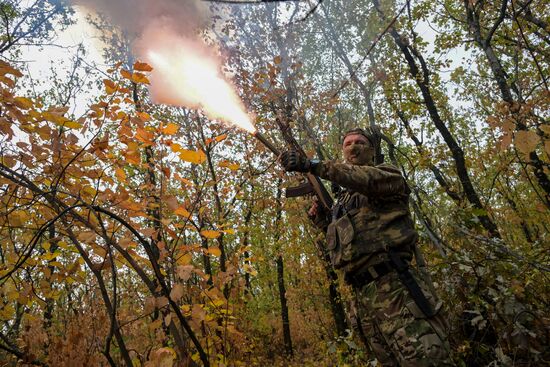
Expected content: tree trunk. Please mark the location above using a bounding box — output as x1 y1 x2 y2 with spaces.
464 0 550 207
274 183 293 356
372 0 501 238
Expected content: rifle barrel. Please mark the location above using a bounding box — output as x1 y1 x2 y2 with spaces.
253 132 280 156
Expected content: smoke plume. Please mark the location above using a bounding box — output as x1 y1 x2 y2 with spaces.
68 0 255 131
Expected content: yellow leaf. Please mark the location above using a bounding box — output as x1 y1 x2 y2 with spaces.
243 263 258 276
14 97 33 109
219 160 240 171
7 291 19 302
0 61 23 77
42 242 51 251
274 56 282 64
137 111 151 121
115 168 126 182
63 120 82 129
207 247 221 256
515 130 539 154
215 134 227 142
201 230 221 239
174 206 191 218
162 123 179 135
134 61 153 72
176 253 192 265
42 251 59 261
103 79 117 95
179 149 206 164
120 69 132 80
223 229 235 235
170 143 183 153
132 72 150 84
10 211 28 226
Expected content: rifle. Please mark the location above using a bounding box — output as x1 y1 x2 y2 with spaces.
252 123 333 212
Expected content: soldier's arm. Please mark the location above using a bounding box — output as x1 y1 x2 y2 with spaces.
312 161 406 197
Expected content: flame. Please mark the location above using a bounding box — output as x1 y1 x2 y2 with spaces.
138 24 256 133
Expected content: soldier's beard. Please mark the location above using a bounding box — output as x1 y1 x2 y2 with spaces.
344 145 374 166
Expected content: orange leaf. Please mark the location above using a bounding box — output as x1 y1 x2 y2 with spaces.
0 61 23 77
133 61 153 72
200 230 221 239
207 247 221 256
137 112 151 121
215 134 227 142
136 127 154 144
115 168 126 182
219 160 240 171
162 122 179 135
179 149 206 164
177 253 192 265
120 69 132 80
103 79 117 95
13 97 33 109
174 206 191 218
131 72 150 84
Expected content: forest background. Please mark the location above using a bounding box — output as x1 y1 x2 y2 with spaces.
0 0 549 366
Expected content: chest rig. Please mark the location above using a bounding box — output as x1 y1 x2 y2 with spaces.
325 188 417 271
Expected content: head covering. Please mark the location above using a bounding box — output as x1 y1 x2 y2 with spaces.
343 127 374 146
343 126 384 165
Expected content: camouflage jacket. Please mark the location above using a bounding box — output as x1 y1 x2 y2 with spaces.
312 161 417 274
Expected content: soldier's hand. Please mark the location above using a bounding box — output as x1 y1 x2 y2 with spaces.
279 149 311 173
308 198 329 231
308 200 319 218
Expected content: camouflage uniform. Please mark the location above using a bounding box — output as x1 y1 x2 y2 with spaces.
312 160 453 366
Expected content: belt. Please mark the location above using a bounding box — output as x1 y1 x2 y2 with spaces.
345 261 394 287
346 251 437 318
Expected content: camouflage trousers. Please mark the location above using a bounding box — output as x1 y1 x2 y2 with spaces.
350 269 452 366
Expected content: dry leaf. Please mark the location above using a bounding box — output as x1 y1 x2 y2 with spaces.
200 230 221 239
134 61 153 72
169 284 184 300
176 265 194 281
103 79 117 95
515 130 539 154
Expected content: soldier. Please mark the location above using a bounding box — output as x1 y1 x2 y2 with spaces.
280 128 452 366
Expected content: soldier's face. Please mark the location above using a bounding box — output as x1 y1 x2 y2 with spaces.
343 134 374 165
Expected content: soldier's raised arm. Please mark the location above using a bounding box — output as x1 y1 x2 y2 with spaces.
312 161 406 198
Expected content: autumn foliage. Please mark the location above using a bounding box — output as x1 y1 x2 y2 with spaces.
1 1 550 366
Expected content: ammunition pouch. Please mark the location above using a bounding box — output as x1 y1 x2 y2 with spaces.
326 213 354 268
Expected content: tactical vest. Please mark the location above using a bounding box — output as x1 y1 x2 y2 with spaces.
325 188 417 272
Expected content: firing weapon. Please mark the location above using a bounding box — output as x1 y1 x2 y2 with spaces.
251 120 333 212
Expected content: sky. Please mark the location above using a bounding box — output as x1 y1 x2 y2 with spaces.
20 6 107 116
